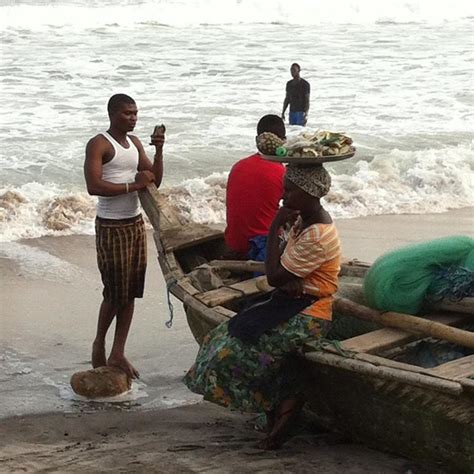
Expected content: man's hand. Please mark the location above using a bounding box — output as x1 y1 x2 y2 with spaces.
281 112 285 121
150 133 165 155
135 170 155 189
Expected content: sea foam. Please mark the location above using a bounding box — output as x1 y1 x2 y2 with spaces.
1 0 473 30
1 140 472 242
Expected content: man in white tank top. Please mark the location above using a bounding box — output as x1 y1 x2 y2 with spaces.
84 93 165 379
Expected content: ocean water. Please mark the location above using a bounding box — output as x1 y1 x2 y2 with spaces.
1 0 473 242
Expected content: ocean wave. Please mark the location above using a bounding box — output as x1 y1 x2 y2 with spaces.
0 141 472 242
0 183 96 242
1 0 473 29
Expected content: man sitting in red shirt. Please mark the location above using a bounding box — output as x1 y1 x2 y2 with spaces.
224 115 286 260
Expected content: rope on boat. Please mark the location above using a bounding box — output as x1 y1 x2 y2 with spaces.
305 337 354 358
165 278 177 328
323 338 353 357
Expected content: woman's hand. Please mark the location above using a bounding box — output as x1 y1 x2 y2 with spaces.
281 279 305 298
274 206 299 228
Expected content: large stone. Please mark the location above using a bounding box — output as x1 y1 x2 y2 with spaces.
70 366 131 398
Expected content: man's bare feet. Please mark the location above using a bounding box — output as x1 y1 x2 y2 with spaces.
92 340 107 368
107 355 140 379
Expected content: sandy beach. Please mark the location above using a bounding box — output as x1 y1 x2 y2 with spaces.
1 208 473 472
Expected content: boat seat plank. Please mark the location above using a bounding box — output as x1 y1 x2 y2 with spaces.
341 328 416 353
195 276 271 307
176 277 200 296
194 275 364 310
341 312 471 354
431 355 474 379
161 225 223 252
214 306 236 318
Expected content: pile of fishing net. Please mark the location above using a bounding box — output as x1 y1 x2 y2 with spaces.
328 235 474 341
363 235 474 314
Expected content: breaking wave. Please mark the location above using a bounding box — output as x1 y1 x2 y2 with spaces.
1 140 472 242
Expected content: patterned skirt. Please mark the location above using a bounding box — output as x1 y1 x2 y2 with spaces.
183 314 330 413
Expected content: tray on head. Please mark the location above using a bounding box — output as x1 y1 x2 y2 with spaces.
260 149 355 165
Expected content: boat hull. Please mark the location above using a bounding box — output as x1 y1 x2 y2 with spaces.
305 362 474 472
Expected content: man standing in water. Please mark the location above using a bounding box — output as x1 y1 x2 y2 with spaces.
281 63 310 126
84 93 165 379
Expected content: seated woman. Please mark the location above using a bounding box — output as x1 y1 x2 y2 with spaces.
183 164 341 449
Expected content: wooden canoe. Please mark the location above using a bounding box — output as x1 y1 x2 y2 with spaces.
139 185 474 472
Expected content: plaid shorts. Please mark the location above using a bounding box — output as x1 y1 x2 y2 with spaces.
95 214 147 307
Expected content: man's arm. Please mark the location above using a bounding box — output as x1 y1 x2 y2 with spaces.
84 135 154 197
282 97 290 120
131 134 165 188
282 82 290 119
304 81 310 124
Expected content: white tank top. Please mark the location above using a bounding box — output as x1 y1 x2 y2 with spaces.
96 131 141 219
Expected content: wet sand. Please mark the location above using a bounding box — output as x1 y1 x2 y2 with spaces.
0 208 472 472
0 404 426 473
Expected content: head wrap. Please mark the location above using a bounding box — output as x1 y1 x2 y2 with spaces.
285 164 331 198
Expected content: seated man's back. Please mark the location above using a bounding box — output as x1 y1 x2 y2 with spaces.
224 115 286 259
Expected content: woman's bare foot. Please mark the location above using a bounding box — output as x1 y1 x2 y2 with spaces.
256 434 284 450
107 355 140 379
253 410 276 434
256 398 303 450
92 340 107 368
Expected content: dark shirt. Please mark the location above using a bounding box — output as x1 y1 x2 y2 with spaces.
286 78 310 112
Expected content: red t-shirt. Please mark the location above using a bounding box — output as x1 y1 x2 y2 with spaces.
225 153 285 254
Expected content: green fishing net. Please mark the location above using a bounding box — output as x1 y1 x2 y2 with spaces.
363 235 474 315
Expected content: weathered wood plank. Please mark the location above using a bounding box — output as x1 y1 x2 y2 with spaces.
207 259 372 278
340 312 471 353
308 348 474 396
334 298 474 350
341 328 416 353
431 355 474 379
176 277 200 296
214 305 236 317
161 225 223 252
339 259 371 278
139 184 188 230
195 276 269 307
304 351 463 395
208 259 265 273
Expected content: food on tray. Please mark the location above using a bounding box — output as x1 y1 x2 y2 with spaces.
256 132 285 155
257 130 354 159
285 130 353 158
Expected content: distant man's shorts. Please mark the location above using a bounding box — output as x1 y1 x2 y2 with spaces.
289 111 305 126
95 214 147 307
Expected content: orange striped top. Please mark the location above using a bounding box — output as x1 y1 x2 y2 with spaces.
280 220 341 320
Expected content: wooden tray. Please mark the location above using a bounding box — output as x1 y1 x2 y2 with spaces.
261 149 355 164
